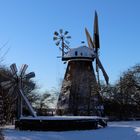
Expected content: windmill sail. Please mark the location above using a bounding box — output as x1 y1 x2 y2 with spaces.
96 56 109 84
1 81 13 89
94 11 100 51
20 64 28 77
10 63 18 75
85 28 95 49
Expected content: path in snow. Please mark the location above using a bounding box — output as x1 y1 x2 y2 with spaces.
2 121 140 140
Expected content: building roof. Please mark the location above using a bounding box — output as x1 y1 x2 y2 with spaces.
62 46 95 61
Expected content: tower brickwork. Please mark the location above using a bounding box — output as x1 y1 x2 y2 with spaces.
57 60 100 115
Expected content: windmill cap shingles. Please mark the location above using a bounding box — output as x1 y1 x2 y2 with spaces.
62 46 95 61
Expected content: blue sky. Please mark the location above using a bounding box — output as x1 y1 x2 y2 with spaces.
0 0 140 92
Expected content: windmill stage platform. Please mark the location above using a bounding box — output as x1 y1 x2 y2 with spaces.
15 116 107 131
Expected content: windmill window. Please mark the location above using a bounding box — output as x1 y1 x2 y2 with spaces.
80 52 83 56
75 51 78 56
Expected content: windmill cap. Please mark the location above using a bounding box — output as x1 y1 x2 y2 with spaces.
62 46 95 61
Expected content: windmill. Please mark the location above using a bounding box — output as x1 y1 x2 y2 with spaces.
54 11 109 116
0 63 37 119
53 29 71 57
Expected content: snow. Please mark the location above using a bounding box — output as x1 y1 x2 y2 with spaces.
64 46 95 59
2 121 140 140
20 115 103 120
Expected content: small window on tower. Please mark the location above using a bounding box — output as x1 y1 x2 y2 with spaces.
75 51 78 56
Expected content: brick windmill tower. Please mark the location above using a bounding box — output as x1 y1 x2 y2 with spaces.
53 12 109 116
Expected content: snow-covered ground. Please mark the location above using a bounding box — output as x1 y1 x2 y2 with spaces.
2 121 140 140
